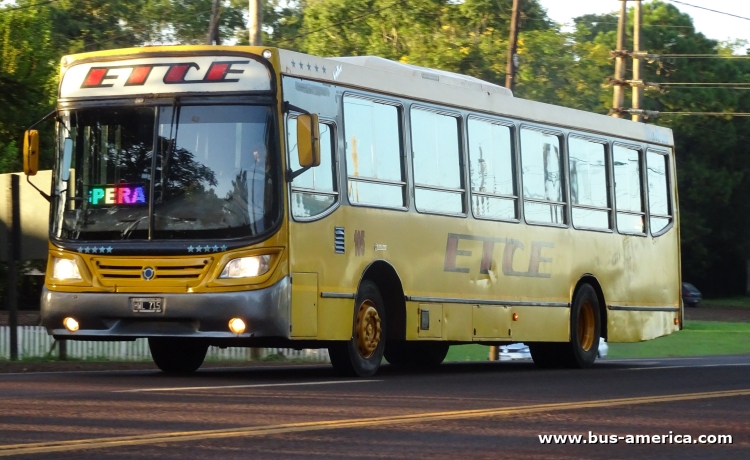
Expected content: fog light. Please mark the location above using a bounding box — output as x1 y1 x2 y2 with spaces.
63 317 79 332
229 318 246 334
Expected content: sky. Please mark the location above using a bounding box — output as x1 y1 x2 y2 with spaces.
539 0 750 47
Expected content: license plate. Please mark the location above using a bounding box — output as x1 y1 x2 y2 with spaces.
131 297 164 313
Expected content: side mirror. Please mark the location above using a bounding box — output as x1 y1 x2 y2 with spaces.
61 138 73 182
296 114 321 168
23 130 39 176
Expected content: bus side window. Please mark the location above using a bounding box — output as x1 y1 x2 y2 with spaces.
520 128 565 225
569 137 610 230
343 96 405 208
467 118 517 220
288 117 338 219
411 108 464 215
613 145 645 234
647 150 671 234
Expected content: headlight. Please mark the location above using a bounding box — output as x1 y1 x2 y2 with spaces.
52 258 82 280
219 255 271 279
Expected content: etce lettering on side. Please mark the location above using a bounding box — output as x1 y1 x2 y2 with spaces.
443 233 553 278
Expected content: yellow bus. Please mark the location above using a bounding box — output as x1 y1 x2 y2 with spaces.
24 46 681 376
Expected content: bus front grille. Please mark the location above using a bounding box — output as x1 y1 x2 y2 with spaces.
92 257 213 287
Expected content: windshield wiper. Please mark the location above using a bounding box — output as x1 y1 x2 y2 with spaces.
122 215 149 239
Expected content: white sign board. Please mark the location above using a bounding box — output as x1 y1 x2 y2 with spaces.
60 55 272 99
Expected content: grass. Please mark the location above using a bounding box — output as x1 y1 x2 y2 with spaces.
444 321 750 362
607 321 750 359
445 344 496 362
700 297 750 309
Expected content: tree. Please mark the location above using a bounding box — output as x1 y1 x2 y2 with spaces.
0 2 58 173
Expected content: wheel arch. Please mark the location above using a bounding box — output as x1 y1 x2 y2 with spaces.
572 274 607 341
358 260 406 341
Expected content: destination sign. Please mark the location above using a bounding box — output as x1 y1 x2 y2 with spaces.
60 55 272 98
88 184 147 206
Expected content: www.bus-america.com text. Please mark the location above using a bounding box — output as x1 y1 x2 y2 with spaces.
538 432 732 445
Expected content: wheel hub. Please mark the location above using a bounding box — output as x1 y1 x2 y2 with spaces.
578 300 596 352
355 300 381 359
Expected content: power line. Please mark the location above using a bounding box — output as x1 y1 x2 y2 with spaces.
658 82 750 86
659 86 750 90
661 112 750 116
668 0 750 22
618 108 750 118
657 54 750 59
542 18 696 29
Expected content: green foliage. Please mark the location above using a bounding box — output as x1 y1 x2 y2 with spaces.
288 0 550 85
0 2 58 172
0 140 21 173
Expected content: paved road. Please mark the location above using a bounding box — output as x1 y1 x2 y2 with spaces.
0 355 748 459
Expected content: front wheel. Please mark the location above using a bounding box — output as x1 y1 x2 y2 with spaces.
149 338 208 375
328 280 386 377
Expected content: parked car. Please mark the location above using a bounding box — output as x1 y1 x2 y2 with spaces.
499 338 608 360
682 282 702 308
498 342 531 360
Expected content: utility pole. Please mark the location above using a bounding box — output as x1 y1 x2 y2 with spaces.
631 0 644 122
206 0 222 45
7 175 20 360
492 0 521 363
504 0 521 91
249 0 263 46
611 0 628 118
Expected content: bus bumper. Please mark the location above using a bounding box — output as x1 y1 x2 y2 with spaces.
40 276 291 340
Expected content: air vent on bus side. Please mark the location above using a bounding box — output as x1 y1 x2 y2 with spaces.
334 227 345 254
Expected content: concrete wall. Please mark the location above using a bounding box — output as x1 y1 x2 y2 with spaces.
0 171 52 261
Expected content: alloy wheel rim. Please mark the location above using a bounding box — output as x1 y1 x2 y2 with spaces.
355 300 381 359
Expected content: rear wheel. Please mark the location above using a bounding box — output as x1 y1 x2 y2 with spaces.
328 280 386 377
569 284 601 368
529 283 601 369
149 338 208 375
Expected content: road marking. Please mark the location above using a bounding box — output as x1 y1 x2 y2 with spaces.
624 363 750 371
114 379 381 393
1 388 749 456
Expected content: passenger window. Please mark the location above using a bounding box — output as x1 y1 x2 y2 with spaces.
613 145 644 233
647 150 671 234
467 118 517 220
520 128 565 224
569 137 610 230
343 96 405 208
288 118 337 219
411 108 464 214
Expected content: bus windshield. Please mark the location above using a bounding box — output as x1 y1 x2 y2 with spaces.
52 104 279 241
